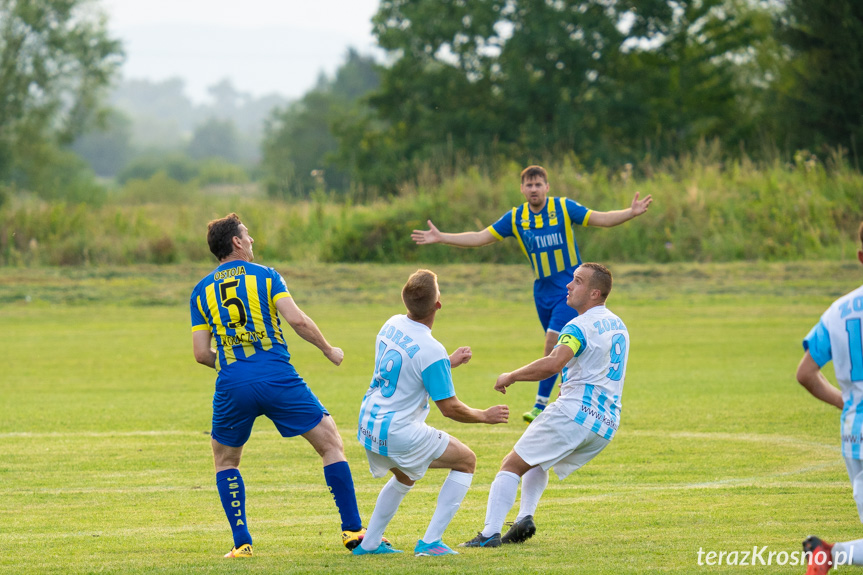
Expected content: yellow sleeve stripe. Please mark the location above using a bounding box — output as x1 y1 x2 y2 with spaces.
191 324 210 332
273 292 292 302
487 226 504 241
582 210 592 226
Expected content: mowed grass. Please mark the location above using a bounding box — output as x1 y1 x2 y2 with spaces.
2 261 862 574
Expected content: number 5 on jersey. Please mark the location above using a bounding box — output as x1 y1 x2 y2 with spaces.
219 279 248 329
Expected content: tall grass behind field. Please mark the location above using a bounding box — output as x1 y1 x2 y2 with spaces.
344 153 861 264
1 153 861 266
0 196 361 266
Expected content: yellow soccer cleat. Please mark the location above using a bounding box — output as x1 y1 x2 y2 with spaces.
342 528 367 551
342 528 390 551
224 543 253 558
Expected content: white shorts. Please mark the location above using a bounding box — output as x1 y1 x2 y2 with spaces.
514 401 610 480
365 425 450 481
845 457 863 523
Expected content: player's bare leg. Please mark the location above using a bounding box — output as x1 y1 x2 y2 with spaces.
302 415 365 549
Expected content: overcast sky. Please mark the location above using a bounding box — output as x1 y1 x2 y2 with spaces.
102 0 382 103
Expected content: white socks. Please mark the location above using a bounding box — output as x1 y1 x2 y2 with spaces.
833 540 863 566
481 471 520 537
422 470 473 543
517 466 548 520
359 476 412 550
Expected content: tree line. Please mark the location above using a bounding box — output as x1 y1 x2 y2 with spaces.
0 0 861 204
263 0 862 197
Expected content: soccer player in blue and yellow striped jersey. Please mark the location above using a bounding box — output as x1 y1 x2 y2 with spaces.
190 213 368 557
412 165 651 423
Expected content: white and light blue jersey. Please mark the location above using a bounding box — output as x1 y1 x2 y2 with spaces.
803 285 863 459
357 314 455 456
554 305 629 440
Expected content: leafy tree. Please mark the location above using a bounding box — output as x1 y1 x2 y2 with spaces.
611 0 774 159
117 154 199 185
111 77 286 165
187 117 240 162
0 0 123 192
71 108 133 177
776 0 863 154
355 0 776 188
111 77 194 151
261 49 380 198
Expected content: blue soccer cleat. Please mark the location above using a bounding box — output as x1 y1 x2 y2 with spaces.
414 539 458 556
352 541 403 555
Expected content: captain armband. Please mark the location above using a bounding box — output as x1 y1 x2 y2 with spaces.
557 333 582 355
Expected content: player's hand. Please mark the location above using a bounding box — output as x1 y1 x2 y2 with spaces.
631 191 652 216
411 220 442 245
484 404 509 424
325 346 344 366
494 373 513 394
449 346 472 368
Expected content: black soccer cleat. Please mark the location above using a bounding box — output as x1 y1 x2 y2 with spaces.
501 515 536 544
459 532 501 548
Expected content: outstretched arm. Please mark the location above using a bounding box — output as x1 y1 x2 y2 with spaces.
796 351 843 409
495 345 574 394
411 220 497 247
435 395 509 424
275 296 344 366
587 191 653 228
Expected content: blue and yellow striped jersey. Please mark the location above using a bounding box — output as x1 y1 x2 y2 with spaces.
487 197 591 285
190 261 299 390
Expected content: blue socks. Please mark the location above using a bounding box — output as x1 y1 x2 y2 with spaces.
323 461 362 532
216 462 362 544
535 374 558 409
216 469 252 547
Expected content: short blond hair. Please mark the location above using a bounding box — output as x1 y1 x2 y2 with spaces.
581 262 613 299
402 269 439 319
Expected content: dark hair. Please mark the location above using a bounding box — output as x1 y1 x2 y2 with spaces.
520 165 548 184
207 213 242 260
581 262 613 299
402 269 439 319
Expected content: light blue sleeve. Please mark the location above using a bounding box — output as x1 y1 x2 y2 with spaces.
422 358 456 401
803 320 832 367
557 323 587 358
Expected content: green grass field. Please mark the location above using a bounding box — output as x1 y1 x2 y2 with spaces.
3 261 862 574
